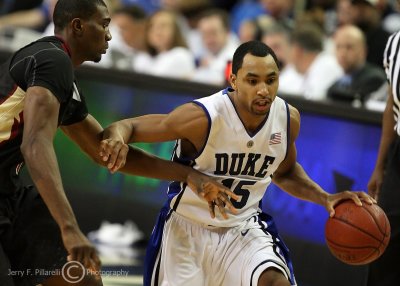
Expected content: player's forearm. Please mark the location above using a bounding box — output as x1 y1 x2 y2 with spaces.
119 146 191 182
104 119 134 143
21 138 79 231
273 162 328 206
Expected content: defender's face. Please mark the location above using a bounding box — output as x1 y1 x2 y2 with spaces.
231 54 279 116
82 4 112 62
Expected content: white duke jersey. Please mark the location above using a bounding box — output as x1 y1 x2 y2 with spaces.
168 88 290 227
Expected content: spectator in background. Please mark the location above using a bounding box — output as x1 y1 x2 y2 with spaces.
133 9 195 79
327 25 386 106
349 0 390 68
238 15 276 42
262 23 292 70
229 0 265 35
260 0 294 30
279 23 343 100
233 0 294 43
0 0 43 15
113 6 147 52
108 5 147 69
238 18 264 42
0 0 55 33
374 0 400 34
336 0 353 27
191 8 239 85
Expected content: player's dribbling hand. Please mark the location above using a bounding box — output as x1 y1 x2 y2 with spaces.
99 138 129 173
325 191 377 217
187 171 240 219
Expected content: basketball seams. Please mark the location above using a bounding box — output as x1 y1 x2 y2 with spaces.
325 200 390 265
330 217 383 244
362 204 389 237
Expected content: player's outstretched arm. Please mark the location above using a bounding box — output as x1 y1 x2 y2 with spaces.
22 86 100 270
272 105 375 217
63 104 239 218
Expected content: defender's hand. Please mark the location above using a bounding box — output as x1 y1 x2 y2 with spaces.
187 171 240 219
99 138 129 173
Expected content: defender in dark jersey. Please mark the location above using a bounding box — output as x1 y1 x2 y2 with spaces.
0 1 232 285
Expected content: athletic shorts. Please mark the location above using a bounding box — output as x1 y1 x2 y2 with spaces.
0 164 67 286
145 208 297 286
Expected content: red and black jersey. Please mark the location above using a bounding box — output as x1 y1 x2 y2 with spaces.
0 36 88 193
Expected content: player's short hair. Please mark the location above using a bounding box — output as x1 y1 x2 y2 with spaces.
232 41 280 75
53 0 107 31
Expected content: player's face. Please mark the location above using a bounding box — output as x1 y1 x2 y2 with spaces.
81 4 112 62
230 53 279 117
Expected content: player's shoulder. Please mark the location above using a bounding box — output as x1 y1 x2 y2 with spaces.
287 104 300 135
195 89 226 103
14 36 71 66
287 104 300 119
193 89 226 113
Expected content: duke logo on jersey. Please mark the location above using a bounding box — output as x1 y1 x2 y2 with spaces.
214 153 276 178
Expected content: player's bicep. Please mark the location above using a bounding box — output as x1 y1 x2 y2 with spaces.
23 86 60 143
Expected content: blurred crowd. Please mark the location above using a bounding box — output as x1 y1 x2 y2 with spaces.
1 0 399 108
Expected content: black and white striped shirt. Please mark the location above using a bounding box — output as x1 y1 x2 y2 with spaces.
383 31 400 136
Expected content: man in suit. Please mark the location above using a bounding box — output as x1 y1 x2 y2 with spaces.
327 24 387 105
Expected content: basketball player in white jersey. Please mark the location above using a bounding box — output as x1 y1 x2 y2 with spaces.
100 41 375 286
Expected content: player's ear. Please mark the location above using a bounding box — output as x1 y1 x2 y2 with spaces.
229 73 237 90
71 18 84 36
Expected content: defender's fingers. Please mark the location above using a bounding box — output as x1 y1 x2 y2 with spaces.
216 199 228 219
99 140 111 160
208 201 216 218
224 189 239 201
107 142 124 169
217 193 238 214
110 144 128 173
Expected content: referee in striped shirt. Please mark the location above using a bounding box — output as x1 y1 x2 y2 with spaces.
367 30 400 286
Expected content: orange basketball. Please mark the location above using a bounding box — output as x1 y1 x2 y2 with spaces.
325 199 390 265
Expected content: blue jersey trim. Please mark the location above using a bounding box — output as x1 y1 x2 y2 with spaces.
255 212 296 284
191 100 212 160
144 203 171 286
250 259 291 286
284 101 290 160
